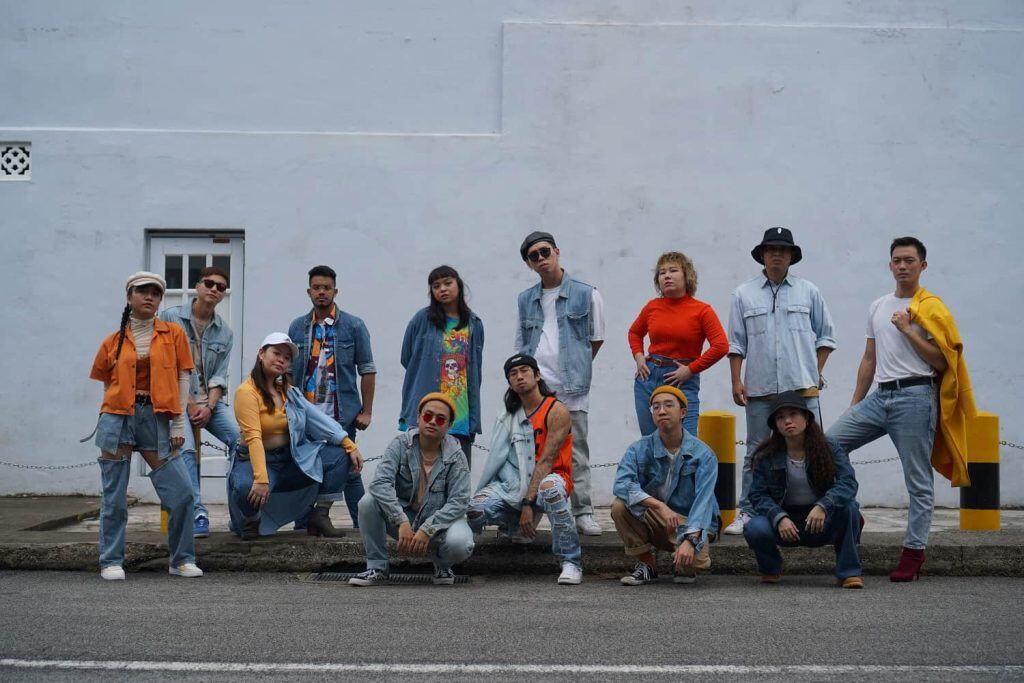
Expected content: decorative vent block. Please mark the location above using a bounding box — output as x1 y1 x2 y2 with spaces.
1 143 31 180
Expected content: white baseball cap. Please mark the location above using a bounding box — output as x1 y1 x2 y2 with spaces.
259 332 299 359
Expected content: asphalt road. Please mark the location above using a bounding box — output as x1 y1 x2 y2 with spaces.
1 571 1022 681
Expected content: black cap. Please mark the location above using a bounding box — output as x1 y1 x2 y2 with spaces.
767 390 815 430
520 231 557 261
504 354 539 378
752 226 802 265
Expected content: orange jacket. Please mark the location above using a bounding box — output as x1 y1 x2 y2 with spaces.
90 319 194 415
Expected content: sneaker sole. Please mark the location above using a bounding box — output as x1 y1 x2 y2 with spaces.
168 568 204 578
620 578 654 586
673 576 697 584
100 573 125 581
557 577 582 585
349 579 388 587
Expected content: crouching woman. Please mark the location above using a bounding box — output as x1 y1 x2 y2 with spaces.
743 391 863 588
230 333 363 539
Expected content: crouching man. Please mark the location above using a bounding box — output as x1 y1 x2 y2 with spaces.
469 354 583 585
611 385 720 585
349 393 474 586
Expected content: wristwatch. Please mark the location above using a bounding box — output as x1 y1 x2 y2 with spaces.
520 498 535 509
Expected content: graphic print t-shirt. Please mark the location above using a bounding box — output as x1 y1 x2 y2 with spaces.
439 317 470 436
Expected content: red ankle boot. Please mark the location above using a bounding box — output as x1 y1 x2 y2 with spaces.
889 547 925 582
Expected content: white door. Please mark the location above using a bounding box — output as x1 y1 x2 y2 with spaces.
146 233 244 488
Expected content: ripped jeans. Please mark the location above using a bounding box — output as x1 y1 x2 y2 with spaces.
468 473 582 568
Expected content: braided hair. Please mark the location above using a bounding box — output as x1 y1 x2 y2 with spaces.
112 301 132 367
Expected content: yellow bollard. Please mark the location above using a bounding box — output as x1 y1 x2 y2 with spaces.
160 508 169 533
698 411 737 530
960 411 1000 531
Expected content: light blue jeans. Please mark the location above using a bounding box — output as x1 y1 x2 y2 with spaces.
739 395 821 515
357 495 475 572
180 399 239 520
827 384 938 549
468 473 582 568
633 360 701 436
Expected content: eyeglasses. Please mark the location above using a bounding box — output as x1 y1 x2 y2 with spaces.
650 402 679 413
527 246 552 263
420 410 449 427
200 278 228 292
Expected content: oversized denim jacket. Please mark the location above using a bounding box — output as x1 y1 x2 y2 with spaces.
398 307 484 435
288 308 376 428
475 407 535 507
516 271 595 396
612 430 720 551
748 437 858 529
160 301 233 400
368 430 470 538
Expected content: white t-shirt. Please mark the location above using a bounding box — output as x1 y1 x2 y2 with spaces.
867 293 935 383
514 286 605 413
655 446 680 502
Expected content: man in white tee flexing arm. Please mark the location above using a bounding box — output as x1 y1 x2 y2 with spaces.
514 231 606 536
828 236 975 583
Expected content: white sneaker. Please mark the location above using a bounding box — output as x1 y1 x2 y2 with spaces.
575 514 603 536
723 513 750 535
169 562 204 578
557 562 583 585
100 566 125 581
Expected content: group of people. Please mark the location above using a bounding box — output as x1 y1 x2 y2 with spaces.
89 227 975 589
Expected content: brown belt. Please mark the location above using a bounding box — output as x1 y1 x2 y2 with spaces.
647 354 694 368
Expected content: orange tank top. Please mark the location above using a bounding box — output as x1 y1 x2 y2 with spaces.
528 396 574 495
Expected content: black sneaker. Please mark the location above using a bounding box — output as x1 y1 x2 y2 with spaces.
620 562 657 586
432 566 456 586
348 568 389 587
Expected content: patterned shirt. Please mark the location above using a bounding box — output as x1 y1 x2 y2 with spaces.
440 317 470 436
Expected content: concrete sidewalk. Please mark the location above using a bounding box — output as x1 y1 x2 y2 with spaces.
1 496 1022 576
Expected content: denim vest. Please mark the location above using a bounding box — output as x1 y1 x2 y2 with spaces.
398 307 484 435
612 430 721 550
288 308 376 428
159 301 233 400
516 271 594 396
368 430 471 538
748 438 859 528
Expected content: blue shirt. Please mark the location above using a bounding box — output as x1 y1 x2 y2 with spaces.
727 273 837 397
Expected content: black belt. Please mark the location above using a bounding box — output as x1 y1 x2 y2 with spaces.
647 354 694 368
878 376 934 391
134 393 152 405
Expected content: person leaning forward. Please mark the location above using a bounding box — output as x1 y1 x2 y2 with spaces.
611 385 720 586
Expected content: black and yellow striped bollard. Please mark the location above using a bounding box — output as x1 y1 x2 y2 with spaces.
698 410 737 531
959 411 1000 531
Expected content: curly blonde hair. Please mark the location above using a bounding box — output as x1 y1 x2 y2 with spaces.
653 251 698 296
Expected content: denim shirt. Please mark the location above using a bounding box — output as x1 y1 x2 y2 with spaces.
516 271 595 396
748 438 859 529
727 273 837 397
612 430 720 550
475 408 536 507
368 430 470 538
288 308 376 427
159 301 233 400
398 307 484 435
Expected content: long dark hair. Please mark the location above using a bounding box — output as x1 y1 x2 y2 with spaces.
504 374 555 415
250 352 292 415
426 265 472 330
753 412 837 491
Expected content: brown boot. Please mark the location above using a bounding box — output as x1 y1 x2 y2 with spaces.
307 504 346 538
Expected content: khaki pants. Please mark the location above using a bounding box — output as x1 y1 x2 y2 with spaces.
610 498 711 572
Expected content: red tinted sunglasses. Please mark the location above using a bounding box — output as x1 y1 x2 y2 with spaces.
420 410 449 426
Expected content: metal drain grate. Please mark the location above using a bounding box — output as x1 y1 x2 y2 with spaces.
310 572 470 585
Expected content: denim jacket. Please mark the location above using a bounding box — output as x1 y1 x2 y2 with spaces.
159 301 233 400
399 307 484 435
612 430 720 551
727 273 837 397
748 438 858 529
288 308 376 427
516 271 595 396
475 408 535 507
368 430 470 538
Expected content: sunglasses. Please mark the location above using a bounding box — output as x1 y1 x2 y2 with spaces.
420 410 449 427
200 278 228 292
527 246 552 263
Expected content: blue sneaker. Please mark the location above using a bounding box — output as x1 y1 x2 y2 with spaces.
193 515 210 538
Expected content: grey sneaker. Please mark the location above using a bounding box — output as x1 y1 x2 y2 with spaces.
620 562 658 586
349 568 389 587
432 566 456 586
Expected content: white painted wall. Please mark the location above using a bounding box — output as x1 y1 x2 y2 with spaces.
2 1 1022 507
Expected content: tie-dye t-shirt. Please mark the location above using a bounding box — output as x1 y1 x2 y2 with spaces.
440 317 470 436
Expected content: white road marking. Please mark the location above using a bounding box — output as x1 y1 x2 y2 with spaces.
1 659 1022 675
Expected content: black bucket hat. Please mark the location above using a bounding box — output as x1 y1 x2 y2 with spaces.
767 390 814 431
752 227 802 265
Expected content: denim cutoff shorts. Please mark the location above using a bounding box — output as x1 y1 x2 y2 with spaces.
95 402 171 458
